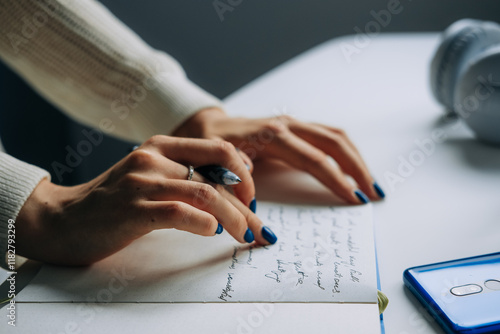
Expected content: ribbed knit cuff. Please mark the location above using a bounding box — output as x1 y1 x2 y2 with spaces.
141 72 224 138
0 153 50 270
117 49 223 140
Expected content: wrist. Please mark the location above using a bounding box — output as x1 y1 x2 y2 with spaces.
173 107 227 138
15 179 81 261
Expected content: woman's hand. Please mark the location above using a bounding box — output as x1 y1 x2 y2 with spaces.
174 108 385 204
16 136 276 266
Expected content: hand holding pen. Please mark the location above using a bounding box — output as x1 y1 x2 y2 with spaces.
17 136 278 266
125 139 276 243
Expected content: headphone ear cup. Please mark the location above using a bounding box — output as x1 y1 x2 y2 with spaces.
430 19 500 111
455 45 500 145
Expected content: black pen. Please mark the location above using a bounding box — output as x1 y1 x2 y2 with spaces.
129 146 241 185
195 165 241 185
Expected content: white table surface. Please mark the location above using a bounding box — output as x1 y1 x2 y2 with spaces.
224 32 500 334
2 33 500 334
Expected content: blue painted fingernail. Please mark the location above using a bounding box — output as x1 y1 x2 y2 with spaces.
354 190 370 204
215 223 223 235
261 226 277 244
249 198 257 213
373 182 385 199
244 228 254 243
245 163 251 170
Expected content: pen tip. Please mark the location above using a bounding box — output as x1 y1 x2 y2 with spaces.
221 171 242 185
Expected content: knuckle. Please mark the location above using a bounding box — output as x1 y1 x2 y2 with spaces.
213 140 236 159
195 183 218 204
276 114 294 124
242 210 257 227
126 149 156 168
306 152 328 169
145 134 169 147
237 215 250 236
340 183 355 196
165 202 185 219
263 119 288 135
199 216 217 235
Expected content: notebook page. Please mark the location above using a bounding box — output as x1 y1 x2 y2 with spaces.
2 303 382 334
17 202 378 303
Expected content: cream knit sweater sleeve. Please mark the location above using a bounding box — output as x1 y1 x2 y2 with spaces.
0 0 223 269
0 0 223 140
0 153 50 270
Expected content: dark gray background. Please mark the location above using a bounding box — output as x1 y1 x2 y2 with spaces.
1 1 500 185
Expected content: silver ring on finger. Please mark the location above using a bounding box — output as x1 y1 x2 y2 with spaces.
187 165 195 181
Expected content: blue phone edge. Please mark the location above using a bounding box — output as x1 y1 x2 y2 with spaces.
403 269 455 334
403 252 500 334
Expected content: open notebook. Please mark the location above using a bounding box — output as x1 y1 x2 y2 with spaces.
10 162 385 333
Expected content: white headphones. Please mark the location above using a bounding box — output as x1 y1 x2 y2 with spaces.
430 19 500 145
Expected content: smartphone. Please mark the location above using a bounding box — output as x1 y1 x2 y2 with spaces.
403 252 500 334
